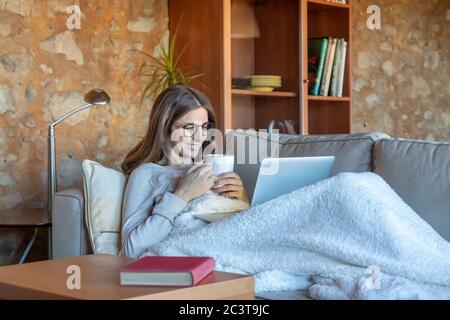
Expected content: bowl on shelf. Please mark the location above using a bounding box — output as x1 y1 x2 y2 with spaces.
232 75 284 92
250 87 275 92
250 75 282 79
250 75 282 91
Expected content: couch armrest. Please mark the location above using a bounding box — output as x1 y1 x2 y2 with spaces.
52 189 91 258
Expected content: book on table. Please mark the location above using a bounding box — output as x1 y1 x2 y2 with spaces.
120 256 216 286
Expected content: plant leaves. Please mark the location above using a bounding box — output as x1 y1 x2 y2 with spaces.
174 43 189 70
134 17 204 109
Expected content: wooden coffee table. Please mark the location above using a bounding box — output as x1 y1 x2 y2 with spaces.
0 255 255 300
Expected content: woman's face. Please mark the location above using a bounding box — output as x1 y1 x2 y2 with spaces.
169 107 209 163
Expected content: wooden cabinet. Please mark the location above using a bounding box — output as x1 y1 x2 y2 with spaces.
169 0 352 135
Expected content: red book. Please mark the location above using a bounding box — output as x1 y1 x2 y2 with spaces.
120 256 215 286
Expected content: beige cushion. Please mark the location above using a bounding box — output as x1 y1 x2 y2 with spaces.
373 138 450 241
82 160 127 255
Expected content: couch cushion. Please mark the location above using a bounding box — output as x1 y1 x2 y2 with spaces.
82 160 127 255
276 132 389 173
226 131 389 196
52 189 91 258
373 138 450 241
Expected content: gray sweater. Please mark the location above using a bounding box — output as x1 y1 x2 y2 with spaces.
120 163 189 258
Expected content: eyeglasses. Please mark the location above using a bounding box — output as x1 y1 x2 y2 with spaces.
173 121 214 137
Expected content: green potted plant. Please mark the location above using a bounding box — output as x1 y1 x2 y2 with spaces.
136 24 204 109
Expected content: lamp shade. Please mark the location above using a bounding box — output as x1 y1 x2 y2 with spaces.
84 89 111 106
231 0 261 39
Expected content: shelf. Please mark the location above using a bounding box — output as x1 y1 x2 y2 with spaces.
308 0 351 11
169 0 352 134
232 89 297 98
308 95 351 102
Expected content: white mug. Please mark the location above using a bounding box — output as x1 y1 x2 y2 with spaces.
205 154 235 176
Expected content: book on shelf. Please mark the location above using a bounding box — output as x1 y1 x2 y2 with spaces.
308 37 348 98
320 37 337 96
308 37 329 96
120 256 216 286
232 77 251 89
329 39 343 97
337 40 348 97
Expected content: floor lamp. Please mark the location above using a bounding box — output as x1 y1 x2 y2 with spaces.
47 89 111 218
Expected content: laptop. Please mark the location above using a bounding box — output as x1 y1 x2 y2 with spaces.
194 156 335 222
250 156 336 206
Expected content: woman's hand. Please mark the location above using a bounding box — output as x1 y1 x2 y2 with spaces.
212 172 250 203
174 164 214 203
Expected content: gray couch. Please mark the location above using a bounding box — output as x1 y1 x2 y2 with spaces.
51 132 450 298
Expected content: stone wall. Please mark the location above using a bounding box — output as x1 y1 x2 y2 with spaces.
0 0 449 264
0 0 168 264
352 0 450 141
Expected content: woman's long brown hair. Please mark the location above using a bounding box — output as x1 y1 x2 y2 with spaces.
121 85 216 175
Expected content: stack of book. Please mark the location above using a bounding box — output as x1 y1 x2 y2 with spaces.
308 37 348 97
120 256 215 286
232 77 251 89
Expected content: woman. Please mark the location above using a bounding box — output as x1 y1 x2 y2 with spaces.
120 85 250 258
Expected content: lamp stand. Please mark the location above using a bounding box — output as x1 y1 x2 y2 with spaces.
46 88 110 260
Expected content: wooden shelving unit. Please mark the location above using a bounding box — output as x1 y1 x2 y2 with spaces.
169 0 352 135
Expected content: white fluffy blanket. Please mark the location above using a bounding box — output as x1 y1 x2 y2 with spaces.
143 172 450 300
